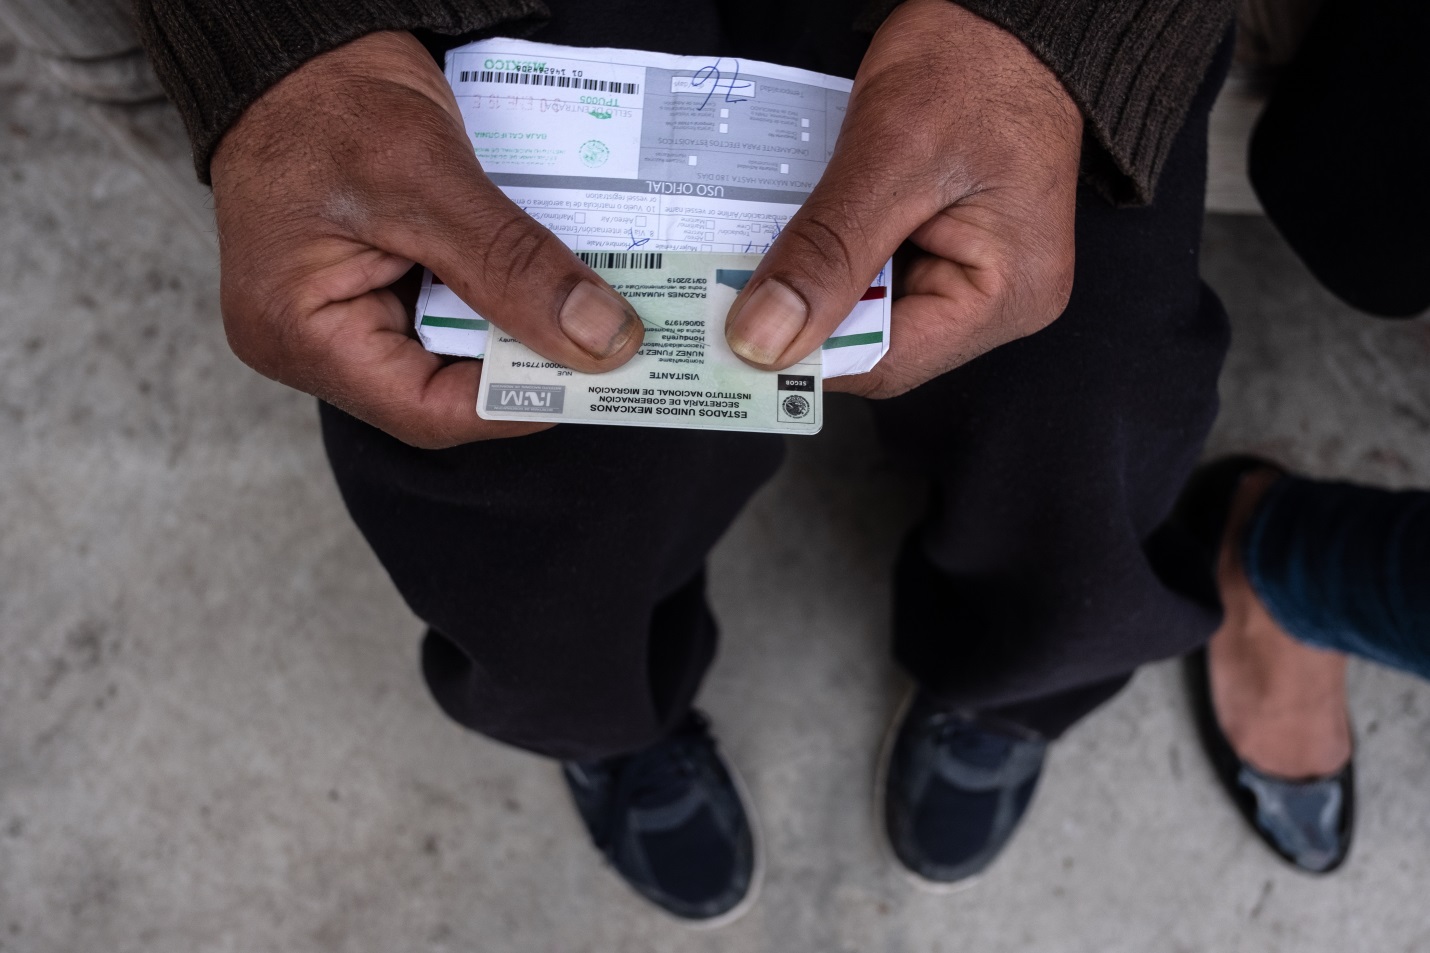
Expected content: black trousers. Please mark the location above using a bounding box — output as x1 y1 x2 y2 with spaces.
322 6 1231 761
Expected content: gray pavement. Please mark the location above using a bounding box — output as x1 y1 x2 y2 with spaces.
3 28 1430 953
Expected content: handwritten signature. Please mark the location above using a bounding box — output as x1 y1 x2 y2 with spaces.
689 59 754 111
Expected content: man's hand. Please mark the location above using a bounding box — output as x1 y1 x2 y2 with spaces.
724 0 1082 398
211 32 645 449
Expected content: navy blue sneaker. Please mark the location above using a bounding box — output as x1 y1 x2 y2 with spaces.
561 712 760 925
878 691 1047 889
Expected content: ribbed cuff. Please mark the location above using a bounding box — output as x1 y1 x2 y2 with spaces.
860 0 1237 205
133 0 551 183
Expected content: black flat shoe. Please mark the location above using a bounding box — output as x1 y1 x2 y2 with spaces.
1162 456 1355 875
1185 648 1354 874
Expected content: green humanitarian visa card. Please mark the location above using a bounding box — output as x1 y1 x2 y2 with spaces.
476 252 822 435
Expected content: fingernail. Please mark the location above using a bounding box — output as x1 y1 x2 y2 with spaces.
560 280 641 359
726 279 808 366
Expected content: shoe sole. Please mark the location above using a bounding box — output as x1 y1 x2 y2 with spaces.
872 686 986 896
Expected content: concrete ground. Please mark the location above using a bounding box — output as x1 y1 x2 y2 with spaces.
3 27 1429 953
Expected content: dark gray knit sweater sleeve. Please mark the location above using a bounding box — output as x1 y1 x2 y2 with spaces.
132 0 550 183
861 0 1236 205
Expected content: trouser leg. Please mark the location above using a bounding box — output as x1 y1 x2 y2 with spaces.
1246 477 1430 680
320 405 784 761
871 35 1235 738
315 0 818 765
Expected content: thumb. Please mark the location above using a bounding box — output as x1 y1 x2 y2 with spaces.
376 164 645 374
723 150 939 370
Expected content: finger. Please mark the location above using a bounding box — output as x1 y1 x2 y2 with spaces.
285 285 550 449
827 254 1001 400
831 199 1071 400
369 137 646 375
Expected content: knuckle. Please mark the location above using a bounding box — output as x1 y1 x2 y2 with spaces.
220 277 322 389
778 210 861 288
975 264 1015 306
402 427 453 451
218 282 277 374
980 235 1073 340
1019 246 1076 332
337 392 446 450
465 207 560 302
1048 252 1076 315
868 362 928 399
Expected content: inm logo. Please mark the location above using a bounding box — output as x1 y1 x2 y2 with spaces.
488 383 565 414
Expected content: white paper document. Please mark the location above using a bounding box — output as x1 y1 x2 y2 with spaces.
413 38 891 379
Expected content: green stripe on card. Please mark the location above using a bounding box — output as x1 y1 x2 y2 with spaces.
822 331 883 349
421 316 489 331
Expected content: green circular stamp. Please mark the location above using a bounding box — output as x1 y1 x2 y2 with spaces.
579 139 611 168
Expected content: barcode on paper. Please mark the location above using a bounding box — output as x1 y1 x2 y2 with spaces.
577 252 665 270
458 71 640 95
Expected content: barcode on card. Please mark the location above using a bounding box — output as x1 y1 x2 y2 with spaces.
577 252 664 270
458 70 640 95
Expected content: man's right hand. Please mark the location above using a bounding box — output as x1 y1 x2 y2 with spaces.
210 31 644 449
